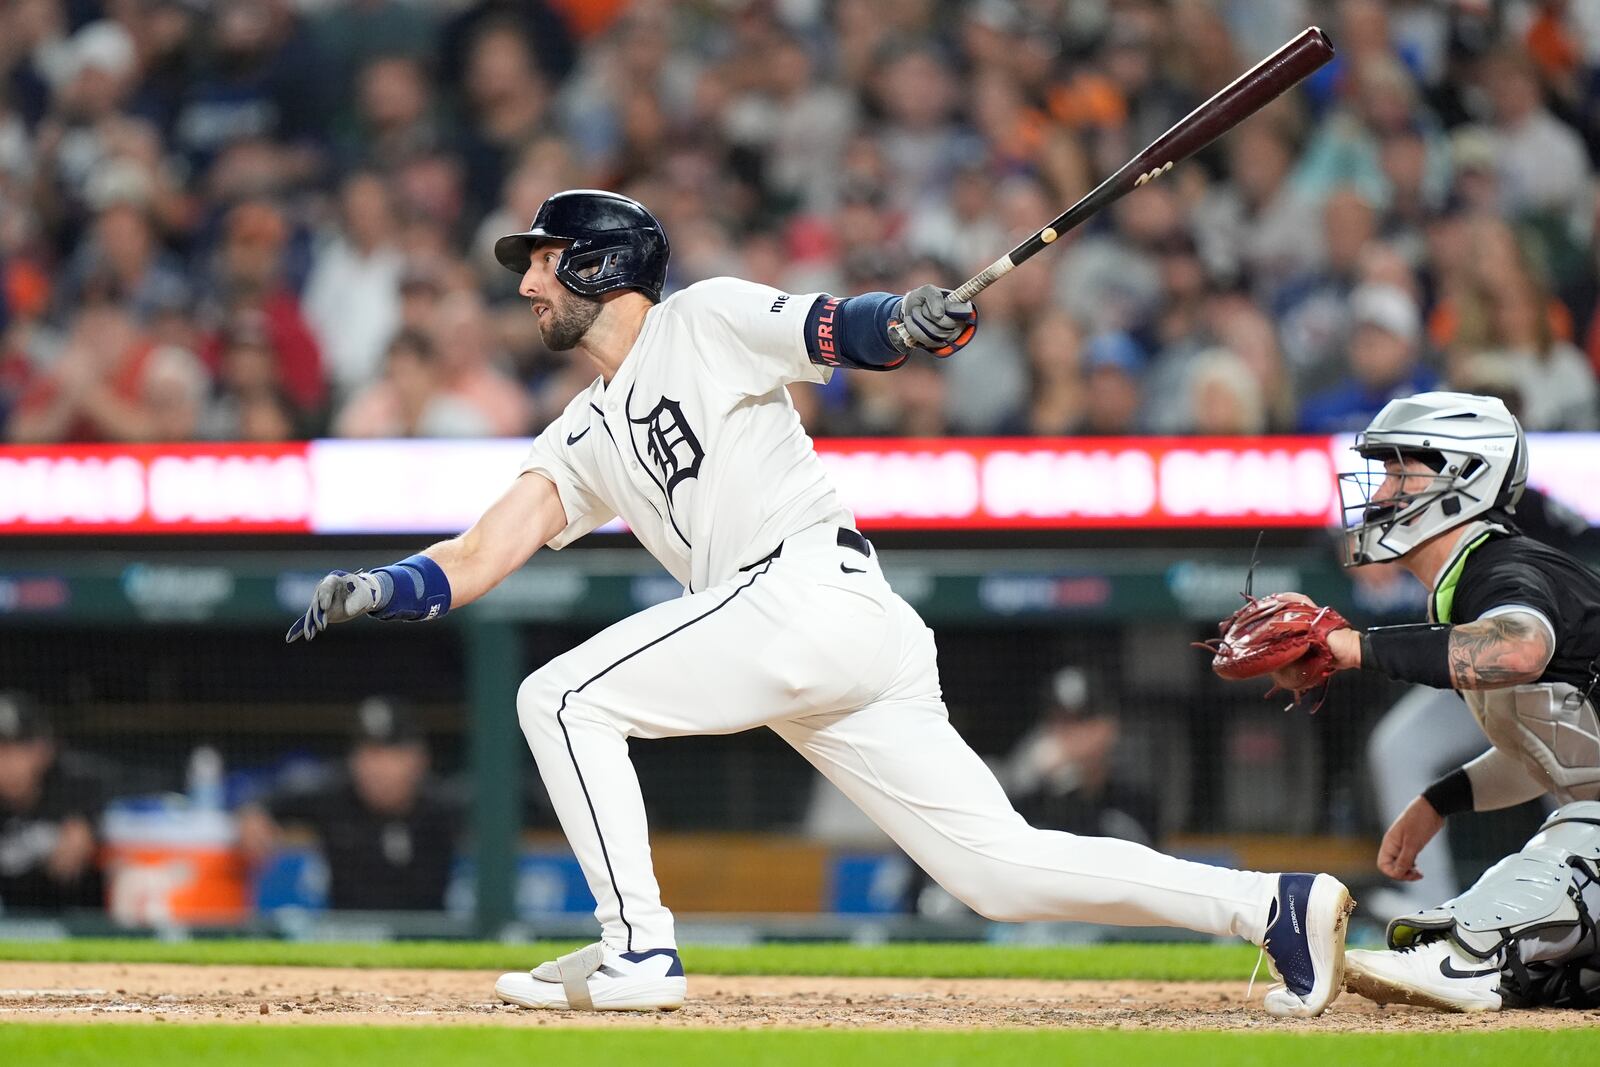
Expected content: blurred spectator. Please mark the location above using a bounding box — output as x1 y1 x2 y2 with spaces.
200 313 298 441
171 0 327 190
556 3 700 182
720 34 859 215
1481 46 1591 243
427 290 529 435
1184 347 1268 435
125 0 204 134
57 201 188 321
456 20 553 218
29 19 142 241
1475 274 1599 430
1057 182 1179 335
1293 54 1449 208
873 45 976 211
1298 282 1438 432
336 328 493 438
239 697 461 912
1209 294 1298 432
1192 116 1320 296
0 693 105 911
301 171 403 399
1005 309 1084 436
197 201 326 418
1080 331 1145 436
7 303 210 443
1002 667 1157 845
338 53 441 172
1275 186 1382 395
309 0 435 111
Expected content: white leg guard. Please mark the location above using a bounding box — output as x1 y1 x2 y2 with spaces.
1388 801 1600 1006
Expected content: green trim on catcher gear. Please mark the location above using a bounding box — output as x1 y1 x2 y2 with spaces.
1432 532 1492 624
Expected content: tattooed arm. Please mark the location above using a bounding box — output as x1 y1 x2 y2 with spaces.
1445 612 1554 689
1349 610 1555 691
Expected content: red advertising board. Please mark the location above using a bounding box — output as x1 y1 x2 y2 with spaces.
0 435 1592 535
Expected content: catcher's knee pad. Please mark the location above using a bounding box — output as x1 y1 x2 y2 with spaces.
1388 801 1600 960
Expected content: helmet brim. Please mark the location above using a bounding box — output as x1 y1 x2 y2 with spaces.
493 228 570 274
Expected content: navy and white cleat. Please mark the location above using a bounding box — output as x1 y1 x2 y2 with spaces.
1260 872 1355 1018
496 942 686 1011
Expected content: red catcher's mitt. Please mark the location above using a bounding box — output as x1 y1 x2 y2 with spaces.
1198 592 1351 710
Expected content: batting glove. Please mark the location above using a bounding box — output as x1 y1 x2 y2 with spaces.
285 569 392 644
893 284 978 357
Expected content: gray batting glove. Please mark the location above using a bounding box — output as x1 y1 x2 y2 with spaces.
284 569 392 644
894 284 979 356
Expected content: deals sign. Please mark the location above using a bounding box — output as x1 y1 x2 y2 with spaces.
0 443 315 533
0 435 1594 535
819 436 1338 529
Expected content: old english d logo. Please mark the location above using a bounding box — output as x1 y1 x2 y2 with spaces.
632 397 703 495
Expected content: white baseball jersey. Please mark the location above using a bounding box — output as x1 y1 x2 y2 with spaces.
508 274 1285 965
521 277 852 592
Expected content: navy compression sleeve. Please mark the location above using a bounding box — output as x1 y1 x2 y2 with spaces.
804 293 907 371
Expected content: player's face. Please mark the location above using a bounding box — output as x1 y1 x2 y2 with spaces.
519 242 603 351
1373 457 1438 506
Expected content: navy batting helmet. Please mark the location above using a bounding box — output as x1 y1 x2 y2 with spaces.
494 190 670 302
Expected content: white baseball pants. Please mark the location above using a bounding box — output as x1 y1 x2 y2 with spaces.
516 524 1277 952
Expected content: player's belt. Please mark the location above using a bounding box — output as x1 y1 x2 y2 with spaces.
739 527 872 571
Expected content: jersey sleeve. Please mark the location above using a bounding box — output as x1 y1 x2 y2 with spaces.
1452 547 1562 640
519 391 617 550
671 277 833 396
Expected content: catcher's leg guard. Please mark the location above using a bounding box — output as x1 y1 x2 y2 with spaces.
1386 801 1600 1004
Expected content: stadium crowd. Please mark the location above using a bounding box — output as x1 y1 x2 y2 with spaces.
2 0 1599 445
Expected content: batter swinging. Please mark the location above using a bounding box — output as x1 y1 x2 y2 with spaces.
287 190 1352 1017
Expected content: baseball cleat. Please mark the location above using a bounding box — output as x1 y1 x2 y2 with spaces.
1344 938 1503 1012
1260 872 1355 1018
496 942 686 1011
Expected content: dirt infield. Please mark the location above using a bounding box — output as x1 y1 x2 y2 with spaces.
1 962 1597 1030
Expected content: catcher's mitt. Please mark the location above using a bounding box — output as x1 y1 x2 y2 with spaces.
1198 592 1351 710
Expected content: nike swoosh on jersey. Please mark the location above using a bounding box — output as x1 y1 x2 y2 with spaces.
566 426 592 446
1439 957 1499 979
840 564 866 574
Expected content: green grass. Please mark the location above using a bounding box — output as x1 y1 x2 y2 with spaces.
0 938 1265 980
0 1025 1592 1067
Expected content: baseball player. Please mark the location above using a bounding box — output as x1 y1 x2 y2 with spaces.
288 189 1351 1017
1258 392 1600 1011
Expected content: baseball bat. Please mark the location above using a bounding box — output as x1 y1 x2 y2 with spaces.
938 26 1335 308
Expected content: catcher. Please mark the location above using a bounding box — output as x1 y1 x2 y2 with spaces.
1208 391 1600 1011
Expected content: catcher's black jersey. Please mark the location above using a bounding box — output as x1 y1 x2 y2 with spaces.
1447 532 1600 690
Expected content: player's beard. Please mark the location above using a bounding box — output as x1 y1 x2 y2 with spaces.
538 291 604 351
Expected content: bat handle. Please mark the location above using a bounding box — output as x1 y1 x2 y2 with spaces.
950 253 1014 303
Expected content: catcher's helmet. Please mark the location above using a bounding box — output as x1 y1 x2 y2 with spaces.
1339 391 1528 566
494 189 669 302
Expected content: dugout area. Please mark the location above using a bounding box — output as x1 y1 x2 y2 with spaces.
0 537 1559 940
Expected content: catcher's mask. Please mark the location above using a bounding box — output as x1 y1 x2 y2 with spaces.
1339 391 1527 566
